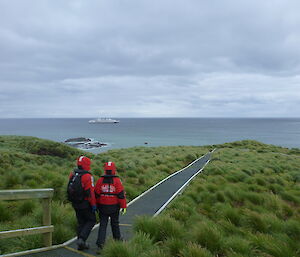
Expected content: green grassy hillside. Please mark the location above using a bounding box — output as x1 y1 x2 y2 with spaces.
100 141 300 257
1 136 299 256
0 136 211 254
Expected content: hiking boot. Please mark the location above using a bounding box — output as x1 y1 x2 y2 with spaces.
96 244 103 254
77 238 90 250
83 242 90 250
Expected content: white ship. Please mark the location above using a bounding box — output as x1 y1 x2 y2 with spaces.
88 118 120 124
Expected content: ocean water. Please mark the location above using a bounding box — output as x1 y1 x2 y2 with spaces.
0 118 299 153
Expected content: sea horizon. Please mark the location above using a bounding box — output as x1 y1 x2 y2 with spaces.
1 117 300 119
1 117 300 152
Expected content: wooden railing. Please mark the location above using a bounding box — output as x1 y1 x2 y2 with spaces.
0 189 54 248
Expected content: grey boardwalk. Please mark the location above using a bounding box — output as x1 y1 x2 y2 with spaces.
16 151 212 257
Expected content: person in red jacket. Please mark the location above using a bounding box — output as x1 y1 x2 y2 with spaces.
68 156 97 250
95 161 127 249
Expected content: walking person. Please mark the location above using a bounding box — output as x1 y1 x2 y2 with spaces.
67 156 97 250
95 161 127 250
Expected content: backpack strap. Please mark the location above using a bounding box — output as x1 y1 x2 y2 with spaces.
72 169 91 177
101 175 118 184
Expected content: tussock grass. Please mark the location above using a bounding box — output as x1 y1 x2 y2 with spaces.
17 200 36 216
284 219 300 238
134 215 184 242
223 236 252 256
101 233 164 257
243 210 269 233
101 239 139 257
179 243 213 257
168 202 196 223
0 202 11 222
221 204 242 226
163 237 185 257
190 221 224 254
251 233 296 257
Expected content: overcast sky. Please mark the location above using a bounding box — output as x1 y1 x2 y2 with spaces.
0 0 300 118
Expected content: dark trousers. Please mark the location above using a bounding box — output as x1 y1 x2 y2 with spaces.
96 205 121 247
74 207 96 241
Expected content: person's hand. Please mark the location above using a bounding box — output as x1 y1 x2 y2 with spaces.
92 205 97 213
120 208 127 215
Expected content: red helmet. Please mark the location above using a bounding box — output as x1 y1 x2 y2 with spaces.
104 161 116 175
77 156 91 171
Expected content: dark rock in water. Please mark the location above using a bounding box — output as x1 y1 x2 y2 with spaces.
69 142 85 147
64 137 91 143
87 142 107 147
64 137 107 149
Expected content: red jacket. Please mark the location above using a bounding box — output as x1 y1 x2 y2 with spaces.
69 169 96 207
95 176 127 208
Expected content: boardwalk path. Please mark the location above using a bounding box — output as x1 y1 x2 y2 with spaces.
16 151 213 257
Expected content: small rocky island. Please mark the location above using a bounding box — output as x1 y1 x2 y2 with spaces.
64 137 107 149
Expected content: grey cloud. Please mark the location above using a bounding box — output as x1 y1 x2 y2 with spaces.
0 0 300 117
1 73 300 117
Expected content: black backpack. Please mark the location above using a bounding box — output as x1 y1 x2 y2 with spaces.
67 170 89 203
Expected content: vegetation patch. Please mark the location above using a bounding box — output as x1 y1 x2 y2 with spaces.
1 137 299 256
0 136 210 254
115 141 299 257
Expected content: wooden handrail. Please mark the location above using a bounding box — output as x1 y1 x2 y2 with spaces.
0 188 54 247
0 226 54 239
0 188 53 200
